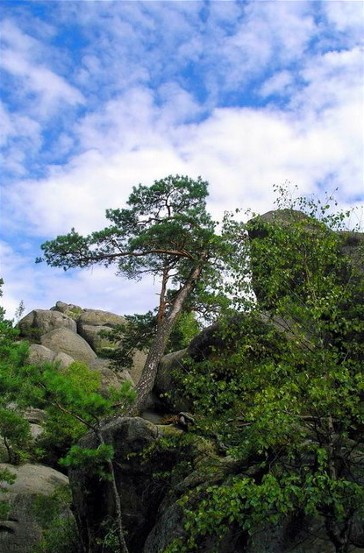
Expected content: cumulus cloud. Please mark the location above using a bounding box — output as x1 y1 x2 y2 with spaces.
0 0 362 319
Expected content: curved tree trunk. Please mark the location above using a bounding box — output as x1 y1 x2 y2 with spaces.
129 262 204 415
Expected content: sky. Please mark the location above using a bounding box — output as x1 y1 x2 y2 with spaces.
0 0 363 320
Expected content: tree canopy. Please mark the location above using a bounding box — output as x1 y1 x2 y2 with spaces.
168 190 364 553
38 175 229 413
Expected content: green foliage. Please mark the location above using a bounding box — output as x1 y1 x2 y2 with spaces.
107 309 201 371
32 485 80 553
37 175 216 280
0 466 16 521
170 188 364 552
60 443 114 479
96 518 121 553
37 175 233 414
0 407 32 463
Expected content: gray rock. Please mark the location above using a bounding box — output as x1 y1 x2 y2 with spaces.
18 309 77 340
53 351 75 368
41 327 97 364
154 349 190 411
77 324 114 352
0 463 71 553
77 309 125 354
78 308 125 328
129 349 147 384
51 301 84 319
89 358 134 393
27 344 75 368
69 417 159 553
27 344 56 365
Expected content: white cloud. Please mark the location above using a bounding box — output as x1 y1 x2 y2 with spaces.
4 87 361 239
0 240 159 320
0 18 84 117
1 0 363 321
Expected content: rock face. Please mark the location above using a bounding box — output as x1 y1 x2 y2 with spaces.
77 308 125 353
247 209 364 307
18 309 77 339
69 417 160 553
0 463 72 553
41 327 97 364
69 418 364 553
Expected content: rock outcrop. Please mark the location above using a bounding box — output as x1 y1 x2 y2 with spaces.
77 308 126 353
41 327 97 364
0 463 73 553
17 302 137 392
69 417 160 553
18 308 77 339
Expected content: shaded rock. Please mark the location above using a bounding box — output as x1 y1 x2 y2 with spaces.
41 328 97 364
89 358 133 393
77 324 113 352
18 309 77 340
69 417 160 553
77 309 126 354
0 463 71 553
23 408 46 425
154 349 190 411
188 321 224 361
129 349 147 385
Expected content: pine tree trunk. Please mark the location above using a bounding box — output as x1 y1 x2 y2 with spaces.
130 263 204 415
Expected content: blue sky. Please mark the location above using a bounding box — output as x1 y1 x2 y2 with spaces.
1 0 363 319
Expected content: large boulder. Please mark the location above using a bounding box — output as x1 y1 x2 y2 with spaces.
89 358 134 393
41 327 97 364
154 349 190 411
17 309 77 341
0 463 73 553
69 417 160 553
77 308 126 353
28 343 75 368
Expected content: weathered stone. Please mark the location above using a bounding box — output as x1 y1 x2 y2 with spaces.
78 324 114 352
27 344 56 365
18 309 77 340
76 309 125 354
51 301 84 320
129 349 147 384
41 327 97 364
89 358 134 393
28 343 75 369
154 349 190 411
77 308 125 328
69 417 160 553
53 351 75 368
0 463 71 553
